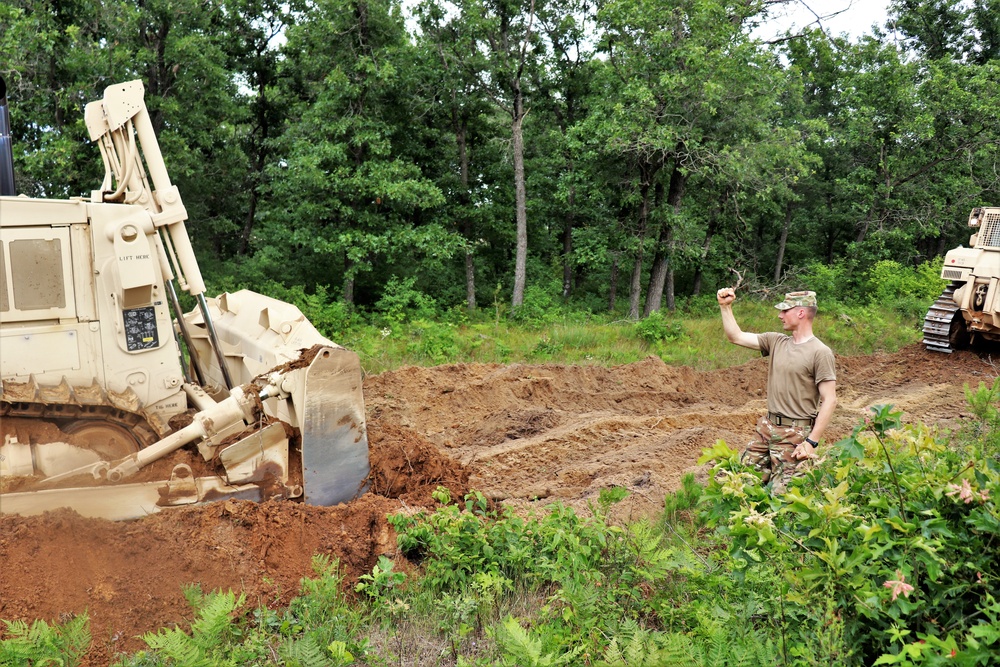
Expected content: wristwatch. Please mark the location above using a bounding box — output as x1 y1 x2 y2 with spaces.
805 437 818 447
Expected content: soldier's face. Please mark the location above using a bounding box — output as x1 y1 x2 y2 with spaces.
779 307 802 329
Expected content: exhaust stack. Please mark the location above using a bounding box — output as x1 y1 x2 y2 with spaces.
0 75 14 195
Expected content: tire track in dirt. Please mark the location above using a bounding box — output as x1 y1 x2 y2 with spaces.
364 345 999 518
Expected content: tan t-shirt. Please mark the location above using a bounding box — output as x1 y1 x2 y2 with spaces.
757 332 836 420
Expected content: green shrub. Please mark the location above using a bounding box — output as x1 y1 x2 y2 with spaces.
700 400 1000 665
799 261 851 300
864 259 944 308
136 586 246 667
530 336 565 359
510 284 561 328
404 319 459 364
634 310 684 344
375 276 439 324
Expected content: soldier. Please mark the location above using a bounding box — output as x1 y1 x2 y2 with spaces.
716 288 837 493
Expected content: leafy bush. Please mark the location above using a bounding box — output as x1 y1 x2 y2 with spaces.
700 398 1000 665
634 310 684 344
510 284 561 328
864 259 944 310
134 586 247 667
530 336 565 359
374 276 439 324
404 319 459 364
798 261 852 302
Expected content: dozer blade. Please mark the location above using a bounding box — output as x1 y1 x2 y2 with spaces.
185 290 371 507
299 347 370 505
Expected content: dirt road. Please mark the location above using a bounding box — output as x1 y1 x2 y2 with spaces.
0 345 995 663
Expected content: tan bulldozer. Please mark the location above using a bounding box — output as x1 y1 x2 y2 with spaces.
0 78 369 520
923 207 1000 353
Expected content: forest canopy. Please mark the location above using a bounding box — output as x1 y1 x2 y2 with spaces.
1 0 997 316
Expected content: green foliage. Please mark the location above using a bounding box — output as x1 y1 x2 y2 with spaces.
375 277 440 324
278 555 369 663
137 587 246 667
596 617 781 667
355 555 408 606
634 310 685 344
493 616 584 666
798 262 852 301
403 319 460 364
662 473 704 528
864 259 944 305
863 259 945 320
0 613 90 667
701 399 1000 665
510 284 562 329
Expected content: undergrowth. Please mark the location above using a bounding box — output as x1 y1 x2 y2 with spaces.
346 298 924 375
274 258 938 373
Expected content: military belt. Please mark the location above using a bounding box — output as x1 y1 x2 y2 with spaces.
767 412 815 428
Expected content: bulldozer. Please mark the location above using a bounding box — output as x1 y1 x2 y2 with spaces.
0 78 370 520
923 206 1000 353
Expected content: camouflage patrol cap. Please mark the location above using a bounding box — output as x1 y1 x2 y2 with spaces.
774 291 817 310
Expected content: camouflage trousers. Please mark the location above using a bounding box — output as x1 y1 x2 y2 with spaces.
741 415 812 494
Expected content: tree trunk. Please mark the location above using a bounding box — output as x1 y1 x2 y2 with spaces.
238 61 273 256
343 256 355 306
645 164 685 315
511 89 528 308
455 111 476 312
774 200 793 283
691 209 720 296
628 251 644 320
856 215 870 244
562 183 575 300
608 254 619 312
628 175 654 320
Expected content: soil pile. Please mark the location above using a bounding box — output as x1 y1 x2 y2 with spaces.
1 344 995 664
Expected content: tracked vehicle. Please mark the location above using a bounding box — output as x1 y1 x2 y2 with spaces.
0 78 369 520
923 207 1000 353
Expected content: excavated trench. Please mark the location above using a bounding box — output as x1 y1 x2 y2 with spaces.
0 344 996 665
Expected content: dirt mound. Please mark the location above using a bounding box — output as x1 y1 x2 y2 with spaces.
0 422 465 664
1 344 996 664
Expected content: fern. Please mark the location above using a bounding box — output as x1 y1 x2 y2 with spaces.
596 626 700 667
140 589 244 667
494 616 583 667
0 613 90 667
279 635 351 667
188 589 245 648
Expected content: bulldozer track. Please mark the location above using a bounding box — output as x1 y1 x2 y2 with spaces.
0 400 161 450
922 281 963 354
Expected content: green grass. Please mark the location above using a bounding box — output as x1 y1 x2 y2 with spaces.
340 300 926 375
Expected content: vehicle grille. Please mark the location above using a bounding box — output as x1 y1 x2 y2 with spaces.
978 212 1000 249
942 268 965 280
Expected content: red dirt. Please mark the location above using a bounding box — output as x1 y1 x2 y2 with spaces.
1 344 996 664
